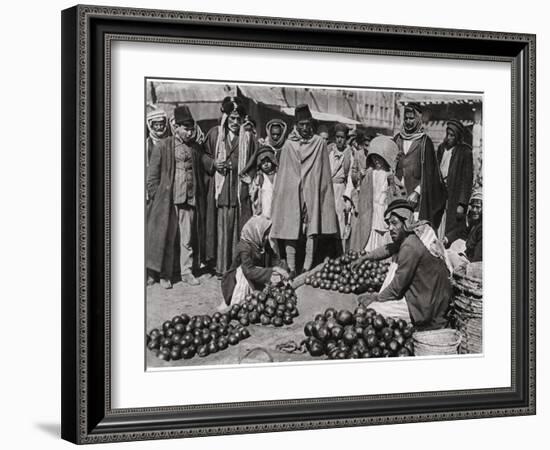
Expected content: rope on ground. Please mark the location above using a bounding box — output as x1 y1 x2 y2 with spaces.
275 340 308 354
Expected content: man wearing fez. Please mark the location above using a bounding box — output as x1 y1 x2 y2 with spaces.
146 106 207 288
271 104 338 275
327 123 354 250
393 103 447 229
203 97 257 277
436 119 474 242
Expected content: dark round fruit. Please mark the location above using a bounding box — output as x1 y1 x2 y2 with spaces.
170 348 182 360
283 315 293 325
264 306 275 317
161 337 172 348
397 347 411 357
370 347 382 357
307 338 324 357
158 351 170 361
147 339 160 350
272 317 284 327
305 276 312 285
248 311 259 324
373 315 386 330
162 321 172 332
208 341 219 354
180 314 190 325
171 333 182 344
260 314 271 325
366 334 379 348
337 310 353 326
217 337 229 350
240 328 250 339
165 328 175 338
343 329 358 345
149 329 161 340
381 327 394 342
181 347 195 359
201 330 212 343
228 334 239 346
304 321 315 336
388 340 400 353
239 317 250 326
331 324 344 340
197 345 210 357
324 340 338 353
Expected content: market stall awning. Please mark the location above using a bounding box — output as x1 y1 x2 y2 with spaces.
238 85 287 107
148 81 232 104
397 92 482 105
280 107 361 125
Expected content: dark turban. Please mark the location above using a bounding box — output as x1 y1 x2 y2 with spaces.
221 96 246 116
446 119 465 142
334 123 349 135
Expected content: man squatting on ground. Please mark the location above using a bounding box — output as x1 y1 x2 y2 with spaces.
353 199 453 330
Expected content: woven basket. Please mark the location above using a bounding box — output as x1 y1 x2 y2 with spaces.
412 329 462 356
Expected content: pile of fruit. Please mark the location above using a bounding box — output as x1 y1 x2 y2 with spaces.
304 251 390 294
228 282 299 327
147 312 250 361
303 307 415 359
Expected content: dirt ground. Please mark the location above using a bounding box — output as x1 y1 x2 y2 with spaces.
146 274 360 368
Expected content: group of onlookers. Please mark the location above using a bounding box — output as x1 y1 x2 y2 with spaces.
145 96 482 328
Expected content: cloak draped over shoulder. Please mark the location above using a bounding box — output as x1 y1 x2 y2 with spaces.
270 130 338 240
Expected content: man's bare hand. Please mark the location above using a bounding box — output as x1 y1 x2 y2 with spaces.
407 191 420 208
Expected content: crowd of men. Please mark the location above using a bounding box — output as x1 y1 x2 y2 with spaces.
145 95 482 296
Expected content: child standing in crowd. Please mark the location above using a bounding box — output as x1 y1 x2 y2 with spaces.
246 145 278 219
327 123 354 251
349 135 403 252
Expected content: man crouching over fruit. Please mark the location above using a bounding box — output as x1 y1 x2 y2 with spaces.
352 199 452 330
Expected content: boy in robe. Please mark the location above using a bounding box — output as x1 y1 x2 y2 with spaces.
247 145 278 219
327 123 354 250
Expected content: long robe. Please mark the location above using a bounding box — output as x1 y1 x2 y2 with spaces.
328 144 353 240
146 136 209 274
436 142 473 240
372 234 452 330
270 131 338 240
394 134 447 230
203 126 255 271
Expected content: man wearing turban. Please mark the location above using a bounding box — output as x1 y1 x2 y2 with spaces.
393 103 447 230
353 199 452 330
146 106 169 166
270 104 338 275
202 96 257 277
260 118 288 161
436 119 474 242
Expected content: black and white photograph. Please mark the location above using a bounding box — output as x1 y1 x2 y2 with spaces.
144 79 484 367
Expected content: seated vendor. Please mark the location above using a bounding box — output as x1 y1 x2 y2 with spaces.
445 190 482 272
352 199 453 330
220 215 289 308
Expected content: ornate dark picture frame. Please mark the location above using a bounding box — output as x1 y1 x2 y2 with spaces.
61 4 536 444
